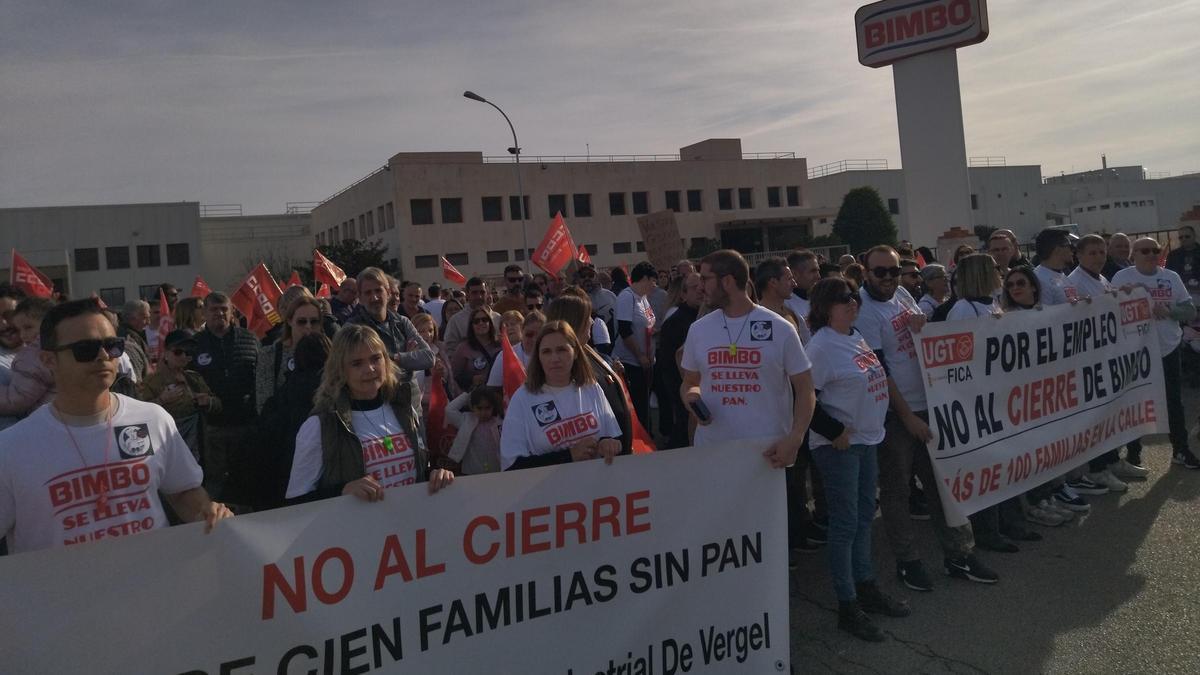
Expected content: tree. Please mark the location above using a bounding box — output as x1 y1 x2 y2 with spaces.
317 239 396 279
686 237 721 259
832 187 898 254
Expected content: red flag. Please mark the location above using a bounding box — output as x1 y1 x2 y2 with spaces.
615 371 656 454
576 244 591 265
10 250 53 299
915 251 927 268
231 263 283 338
155 288 175 358
531 212 577 275
441 256 466 285
620 262 630 280
313 249 347 287
1159 241 1170 268
426 371 456 460
286 271 302 288
190 276 212 299
316 283 331 299
499 331 526 409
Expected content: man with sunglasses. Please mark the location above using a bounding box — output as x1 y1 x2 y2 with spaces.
1033 228 1077 307
898 259 923 299
524 287 544 313
492 264 528 315
855 245 997 590
1113 237 1199 469
442 277 500 357
0 299 231 554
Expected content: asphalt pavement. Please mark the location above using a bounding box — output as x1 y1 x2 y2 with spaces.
788 387 1200 674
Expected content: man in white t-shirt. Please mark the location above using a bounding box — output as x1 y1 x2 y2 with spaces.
756 256 810 343
614 262 657 425
854 245 996 590
680 249 814 469
1113 237 1199 469
0 299 231 555
1034 228 1076 307
786 250 822 344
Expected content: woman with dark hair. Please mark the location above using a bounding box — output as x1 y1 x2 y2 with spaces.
451 307 500 393
286 325 453 502
545 292 634 455
500 321 623 470
439 298 464 336
259 331 332 509
610 265 630 295
805 278 909 642
257 295 323 413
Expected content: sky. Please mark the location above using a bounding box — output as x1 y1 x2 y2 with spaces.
1 0 1196 214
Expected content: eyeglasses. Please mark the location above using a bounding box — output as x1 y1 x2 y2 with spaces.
50 337 126 362
870 266 902 279
1005 279 1029 289
293 318 322 326
472 317 492 325
1136 247 1161 255
506 276 523 284
833 291 860 305
170 348 194 357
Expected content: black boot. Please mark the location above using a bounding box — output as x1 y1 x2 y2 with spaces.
855 581 912 617
838 600 885 642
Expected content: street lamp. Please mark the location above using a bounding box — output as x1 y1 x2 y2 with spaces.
463 90 530 272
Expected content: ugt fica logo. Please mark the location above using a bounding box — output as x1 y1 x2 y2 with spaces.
921 332 973 368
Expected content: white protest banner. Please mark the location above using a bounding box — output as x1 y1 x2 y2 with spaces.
0 442 788 674
917 289 1166 525
636 210 686 273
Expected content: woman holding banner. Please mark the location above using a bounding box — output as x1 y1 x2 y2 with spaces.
805 277 910 643
285 325 454 502
501 321 623 470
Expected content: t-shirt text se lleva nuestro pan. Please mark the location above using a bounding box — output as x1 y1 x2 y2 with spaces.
0 394 203 554
681 305 811 446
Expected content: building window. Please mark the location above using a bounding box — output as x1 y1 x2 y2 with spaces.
166 243 190 266
487 249 509 263
345 220 356 239
548 194 568 218
888 198 900 215
106 246 130 270
445 252 469 266
636 241 646 253
584 244 598 254
385 202 395 229
573 193 592 217
609 192 627 216
737 188 753 209
613 242 632 254
687 189 703 212
632 191 649 215
786 186 800 206
513 248 534 261
74 248 99 272
1099 204 1110 210
99 287 126 307
996 193 1002 199
481 196 503 222
411 199 434 225
415 255 438 269
377 206 385 232
970 194 979 210
509 195 530 220
441 198 463 224
718 188 733 210
365 212 374 236
358 215 366 236
767 186 781 208
665 190 681 213
138 284 160 301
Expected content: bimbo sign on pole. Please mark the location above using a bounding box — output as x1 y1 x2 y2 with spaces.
855 0 989 247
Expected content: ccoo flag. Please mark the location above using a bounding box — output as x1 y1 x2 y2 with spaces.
232 263 283 338
313 249 347 287
441 256 466 285
10 250 53 299
191 276 212 299
531 212 577 275
576 244 591 265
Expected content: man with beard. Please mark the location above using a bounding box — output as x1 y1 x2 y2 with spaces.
785 250 821 344
492 264 528 315
577 263 618 338
329 278 359 325
442 277 501 357
898 259 922 299
855 245 997 591
680 249 814 471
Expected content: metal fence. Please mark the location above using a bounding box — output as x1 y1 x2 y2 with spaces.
807 159 889 179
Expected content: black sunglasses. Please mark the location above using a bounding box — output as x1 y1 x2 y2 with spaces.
1005 278 1029 289
833 291 860 305
51 337 126 362
506 276 523 284
472 316 492 325
170 348 194 357
870 266 902 279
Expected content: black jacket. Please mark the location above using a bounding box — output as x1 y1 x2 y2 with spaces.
192 326 260 425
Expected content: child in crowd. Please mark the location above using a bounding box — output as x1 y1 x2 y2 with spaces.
443 386 504 475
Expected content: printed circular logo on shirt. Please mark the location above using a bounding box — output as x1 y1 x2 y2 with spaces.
196 353 212 366
287 357 296 371
533 401 561 426
750 320 773 341
115 424 154 459
472 356 488 371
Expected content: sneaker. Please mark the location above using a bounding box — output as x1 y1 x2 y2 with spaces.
1088 470 1128 493
856 581 911 617
1040 498 1076 522
1025 503 1065 527
1053 485 1091 513
945 554 999 584
838 601 885 642
803 523 828 546
896 559 934 592
1110 458 1149 479
1065 475 1109 495
909 499 931 521
1172 451 1200 470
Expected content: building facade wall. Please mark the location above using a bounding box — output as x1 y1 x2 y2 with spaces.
199 213 313 291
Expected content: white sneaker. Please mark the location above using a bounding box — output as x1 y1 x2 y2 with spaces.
1025 503 1065 527
1089 470 1128 493
1041 499 1075 522
1111 458 1149 479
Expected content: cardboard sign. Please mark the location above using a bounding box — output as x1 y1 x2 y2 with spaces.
636 210 685 273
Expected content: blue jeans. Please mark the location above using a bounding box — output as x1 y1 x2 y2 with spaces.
811 443 879 602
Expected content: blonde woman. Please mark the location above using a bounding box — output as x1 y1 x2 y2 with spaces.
174 297 205 333
286 325 453 502
256 295 323 412
411 312 456 416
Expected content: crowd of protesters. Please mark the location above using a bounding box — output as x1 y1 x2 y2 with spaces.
1 223 1198 643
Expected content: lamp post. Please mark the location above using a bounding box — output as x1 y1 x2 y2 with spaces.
463 90 530 273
